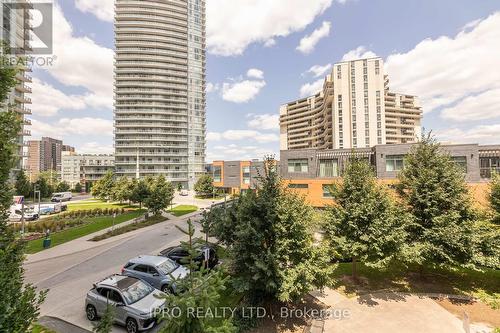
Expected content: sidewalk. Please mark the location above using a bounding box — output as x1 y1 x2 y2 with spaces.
39 316 91 333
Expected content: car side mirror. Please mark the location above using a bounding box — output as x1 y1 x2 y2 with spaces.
116 302 125 307
153 273 159 277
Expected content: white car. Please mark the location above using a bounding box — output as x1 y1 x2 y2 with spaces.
9 209 39 222
51 192 72 202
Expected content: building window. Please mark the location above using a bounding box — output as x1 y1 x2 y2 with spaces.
213 166 222 182
242 166 251 184
451 156 467 173
386 155 405 172
319 159 339 177
288 159 308 173
322 185 333 198
288 183 309 189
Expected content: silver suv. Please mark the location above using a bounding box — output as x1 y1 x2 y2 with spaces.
85 274 165 333
122 255 189 294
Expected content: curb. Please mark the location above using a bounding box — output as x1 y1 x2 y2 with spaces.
38 316 91 333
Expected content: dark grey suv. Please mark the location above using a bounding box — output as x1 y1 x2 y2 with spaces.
122 255 189 294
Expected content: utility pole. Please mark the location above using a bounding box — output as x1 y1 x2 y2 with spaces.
136 148 140 179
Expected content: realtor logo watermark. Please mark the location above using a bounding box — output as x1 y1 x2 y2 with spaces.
2 2 53 55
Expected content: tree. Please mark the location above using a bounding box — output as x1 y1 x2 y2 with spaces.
34 173 54 199
91 170 115 200
194 174 214 198
130 179 150 209
111 177 131 203
396 134 476 269
158 220 235 333
177 183 183 192
55 181 70 193
144 176 174 216
74 183 83 193
490 172 500 222
0 54 46 331
93 302 115 333
212 157 332 303
14 170 31 197
324 158 408 279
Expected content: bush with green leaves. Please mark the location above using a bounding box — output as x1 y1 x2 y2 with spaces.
490 172 500 223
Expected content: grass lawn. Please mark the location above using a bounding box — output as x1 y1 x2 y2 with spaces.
168 205 198 217
31 324 56 333
66 199 137 211
26 210 146 254
90 215 166 241
330 262 500 309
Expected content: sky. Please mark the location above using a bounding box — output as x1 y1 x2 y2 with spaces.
28 0 500 162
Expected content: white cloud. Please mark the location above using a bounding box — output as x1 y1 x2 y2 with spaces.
385 12 500 113
207 144 277 162
207 130 279 143
296 21 331 54
222 80 266 103
436 124 500 145
75 0 114 22
247 68 265 79
30 78 87 117
441 89 500 122
206 82 219 93
264 39 276 47
77 142 114 154
305 63 332 77
300 78 324 97
31 117 113 139
37 5 114 110
341 46 377 61
207 0 333 56
247 114 280 131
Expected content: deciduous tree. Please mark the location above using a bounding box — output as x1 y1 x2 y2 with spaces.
144 176 174 216
194 174 214 198
490 172 500 223
0 54 46 331
91 170 115 200
130 178 150 209
111 177 131 203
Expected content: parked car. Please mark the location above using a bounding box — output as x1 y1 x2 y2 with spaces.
8 208 39 222
122 255 189 294
51 192 72 202
35 203 62 215
159 244 218 270
85 274 165 333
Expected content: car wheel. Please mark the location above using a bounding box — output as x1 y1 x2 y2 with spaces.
86 305 98 321
126 318 138 333
161 284 173 294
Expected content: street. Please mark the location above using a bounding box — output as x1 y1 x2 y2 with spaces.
24 209 206 333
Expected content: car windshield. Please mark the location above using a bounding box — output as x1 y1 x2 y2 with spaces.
157 258 179 275
120 279 154 304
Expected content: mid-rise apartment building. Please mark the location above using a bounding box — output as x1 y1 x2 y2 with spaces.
26 137 74 179
1 0 33 171
114 0 206 189
61 152 115 190
280 57 422 150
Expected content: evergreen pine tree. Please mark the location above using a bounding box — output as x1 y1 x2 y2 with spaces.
324 158 408 279
396 134 476 268
213 157 332 302
158 219 235 333
92 302 115 333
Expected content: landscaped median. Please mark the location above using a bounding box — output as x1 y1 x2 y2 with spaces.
168 205 198 217
21 209 146 254
90 214 166 241
65 199 135 212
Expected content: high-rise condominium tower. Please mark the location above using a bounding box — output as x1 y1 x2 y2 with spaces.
1 0 33 171
280 57 422 150
114 0 206 189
